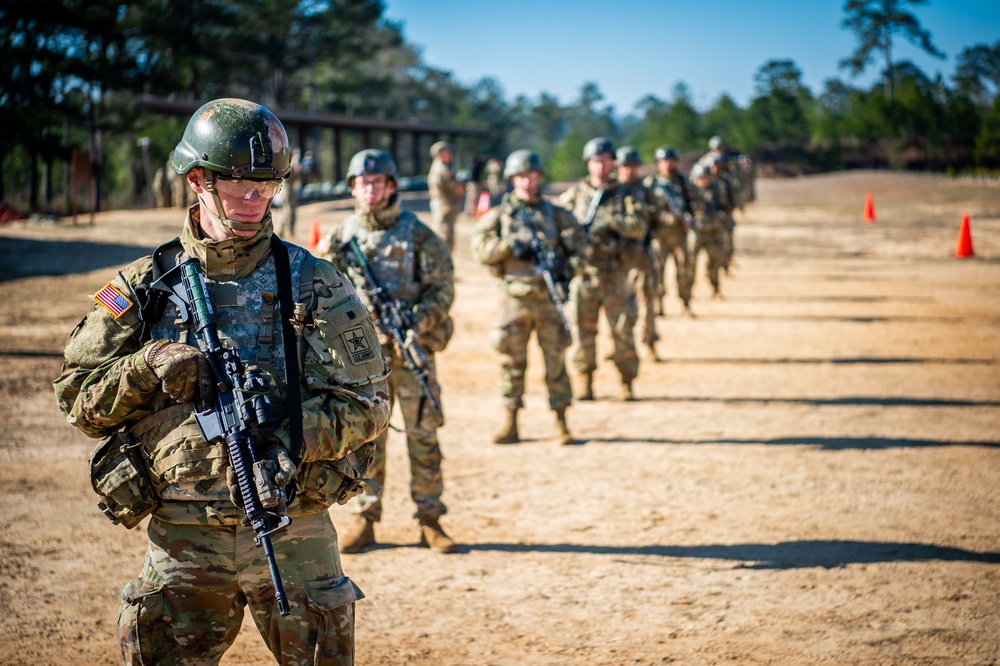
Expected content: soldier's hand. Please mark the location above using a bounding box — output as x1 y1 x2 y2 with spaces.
145 341 208 402
227 443 296 514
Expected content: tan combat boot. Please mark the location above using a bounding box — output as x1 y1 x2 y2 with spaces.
339 516 376 554
419 518 458 553
492 406 519 444
621 380 635 402
554 408 574 446
579 371 594 401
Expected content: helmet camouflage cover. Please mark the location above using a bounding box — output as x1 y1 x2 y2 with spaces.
171 98 291 179
346 149 399 186
616 146 642 166
655 146 679 161
708 135 725 151
503 149 545 179
582 136 615 161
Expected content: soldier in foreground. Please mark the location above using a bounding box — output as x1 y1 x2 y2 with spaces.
53 98 390 665
427 140 464 250
472 149 585 445
558 137 647 401
643 146 696 315
320 149 458 554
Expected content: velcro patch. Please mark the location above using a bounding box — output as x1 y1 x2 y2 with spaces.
342 326 376 364
93 283 134 318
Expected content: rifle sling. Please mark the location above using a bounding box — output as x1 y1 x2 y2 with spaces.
270 236 303 465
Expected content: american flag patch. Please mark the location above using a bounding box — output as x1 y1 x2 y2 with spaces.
93 283 134 318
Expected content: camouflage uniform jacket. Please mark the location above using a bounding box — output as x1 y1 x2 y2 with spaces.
53 209 391 524
558 176 648 273
643 171 699 233
325 201 455 356
428 158 463 211
472 192 585 292
695 180 734 232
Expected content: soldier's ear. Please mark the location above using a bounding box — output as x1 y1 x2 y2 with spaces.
187 168 206 193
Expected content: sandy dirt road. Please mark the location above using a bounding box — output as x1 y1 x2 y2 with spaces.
1 170 998 665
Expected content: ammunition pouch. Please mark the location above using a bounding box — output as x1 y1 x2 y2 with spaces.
297 441 380 506
89 429 159 529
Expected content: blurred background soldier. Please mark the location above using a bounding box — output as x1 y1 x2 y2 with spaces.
54 98 390 665
427 141 464 250
615 146 660 362
484 155 507 205
643 146 696 315
708 156 738 274
558 137 647 401
322 149 458 555
695 135 744 209
166 150 191 209
472 149 585 446
690 162 732 298
271 147 303 238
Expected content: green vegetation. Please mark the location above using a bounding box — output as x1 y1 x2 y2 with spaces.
1 0 998 213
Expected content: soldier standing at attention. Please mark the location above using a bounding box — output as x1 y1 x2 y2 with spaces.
615 146 660 362
53 98 391 665
320 149 458 554
427 141 464 251
558 137 647 401
643 146 696 315
472 149 585 445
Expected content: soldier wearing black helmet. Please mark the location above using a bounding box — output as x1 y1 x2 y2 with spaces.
321 148 458 555
54 99 391 664
557 137 648 401
472 149 586 445
644 146 696 314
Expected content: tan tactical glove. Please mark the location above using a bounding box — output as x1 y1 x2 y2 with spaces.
144 340 210 403
227 443 297 514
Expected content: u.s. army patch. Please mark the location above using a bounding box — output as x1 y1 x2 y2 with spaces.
342 326 376 364
93 282 134 318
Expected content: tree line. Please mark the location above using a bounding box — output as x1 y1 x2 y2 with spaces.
2 0 998 213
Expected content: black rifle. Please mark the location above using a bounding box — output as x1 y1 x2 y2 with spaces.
340 237 441 413
152 258 292 616
659 180 696 232
580 187 606 234
515 205 572 335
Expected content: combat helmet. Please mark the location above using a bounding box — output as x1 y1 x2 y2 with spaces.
582 137 615 161
616 146 642 166
171 98 291 180
654 146 679 161
430 141 452 158
708 135 725 151
346 149 399 187
503 149 545 179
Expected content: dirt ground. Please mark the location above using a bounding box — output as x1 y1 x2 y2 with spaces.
1 170 999 665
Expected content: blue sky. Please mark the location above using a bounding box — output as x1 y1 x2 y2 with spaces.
383 0 1000 114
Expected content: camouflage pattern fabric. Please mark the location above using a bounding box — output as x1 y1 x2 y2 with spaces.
323 201 454 524
428 158 463 249
118 511 360 665
471 194 586 411
558 178 647 382
692 182 732 294
53 208 391 664
643 172 696 307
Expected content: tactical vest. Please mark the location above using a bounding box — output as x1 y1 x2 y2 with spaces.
497 197 564 285
340 211 422 306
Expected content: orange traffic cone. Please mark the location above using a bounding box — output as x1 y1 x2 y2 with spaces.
863 193 875 223
955 213 975 258
308 218 322 250
476 190 492 219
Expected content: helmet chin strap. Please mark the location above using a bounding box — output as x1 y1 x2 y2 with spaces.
202 169 272 234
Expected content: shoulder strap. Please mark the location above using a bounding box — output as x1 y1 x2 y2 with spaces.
270 235 303 465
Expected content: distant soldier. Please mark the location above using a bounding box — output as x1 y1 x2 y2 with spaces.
271 147 303 237
152 165 172 208
737 153 756 204
484 156 507 205
166 150 191 209
427 141 464 250
708 156 738 274
690 162 733 298
695 135 743 208
321 148 458 555
643 146 696 314
558 137 647 401
472 149 586 445
616 146 660 361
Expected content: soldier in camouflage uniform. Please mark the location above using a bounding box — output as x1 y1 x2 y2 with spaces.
427 141 464 250
643 146 696 314
690 162 733 298
557 137 647 401
320 149 458 555
53 99 391 665
472 149 585 446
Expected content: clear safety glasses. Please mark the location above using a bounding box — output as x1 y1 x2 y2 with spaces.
214 176 282 200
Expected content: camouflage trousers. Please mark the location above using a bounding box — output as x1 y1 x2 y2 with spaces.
351 351 445 523
429 199 460 250
628 251 660 347
693 227 727 292
489 285 573 411
652 226 693 306
721 223 735 270
570 268 639 382
118 511 361 665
